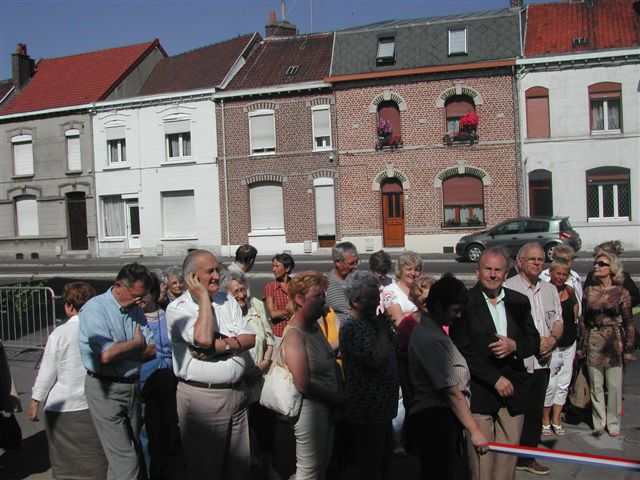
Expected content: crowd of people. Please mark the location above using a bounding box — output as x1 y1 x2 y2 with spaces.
15 239 639 480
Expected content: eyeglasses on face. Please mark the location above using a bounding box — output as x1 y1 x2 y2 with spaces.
122 283 148 300
593 261 610 268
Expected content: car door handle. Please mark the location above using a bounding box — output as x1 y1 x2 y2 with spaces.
536 236 544 238
511 237 518 240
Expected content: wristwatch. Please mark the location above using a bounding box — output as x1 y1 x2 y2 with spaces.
223 341 231 353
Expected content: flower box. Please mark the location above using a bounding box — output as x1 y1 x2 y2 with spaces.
443 131 479 146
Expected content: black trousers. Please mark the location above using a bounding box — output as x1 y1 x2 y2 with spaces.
517 369 550 466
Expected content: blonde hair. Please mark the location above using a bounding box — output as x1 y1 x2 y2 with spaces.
595 251 624 285
550 258 570 272
410 275 436 305
552 244 575 260
287 271 328 311
395 251 423 279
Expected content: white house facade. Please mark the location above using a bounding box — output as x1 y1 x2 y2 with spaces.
518 49 640 251
92 93 222 257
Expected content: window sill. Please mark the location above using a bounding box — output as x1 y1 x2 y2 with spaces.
313 146 332 152
162 158 196 166
448 52 468 57
65 170 82 175
442 223 486 230
101 237 125 242
11 174 34 179
161 237 198 241
586 217 630 223
250 151 276 157
248 229 285 237
590 130 622 136
104 164 130 171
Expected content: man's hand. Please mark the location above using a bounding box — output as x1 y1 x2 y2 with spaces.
27 400 39 422
489 335 517 359
494 376 514 398
469 429 489 455
186 272 208 302
133 324 146 353
539 336 556 357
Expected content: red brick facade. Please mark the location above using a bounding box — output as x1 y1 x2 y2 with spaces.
333 70 521 250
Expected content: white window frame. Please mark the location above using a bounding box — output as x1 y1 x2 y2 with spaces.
65 129 81 172
249 110 276 156
107 138 127 165
12 134 34 177
313 178 336 237
161 190 197 239
377 37 395 63
165 132 191 160
15 195 39 236
311 105 332 151
448 27 467 55
249 183 285 233
590 97 621 134
587 183 630 221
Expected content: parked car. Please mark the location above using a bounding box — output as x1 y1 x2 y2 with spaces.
455 217 581 263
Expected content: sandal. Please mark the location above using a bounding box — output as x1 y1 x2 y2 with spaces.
552 423 565 436
609 431 620 438
541 424 552 437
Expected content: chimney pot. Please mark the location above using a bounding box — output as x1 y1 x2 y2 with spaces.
269 11 276 23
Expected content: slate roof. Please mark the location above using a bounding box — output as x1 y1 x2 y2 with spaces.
0 40 163 116
330 8 521 77
524 0 640 56
0 80 13 103
140 34 258 95
226 33 333 90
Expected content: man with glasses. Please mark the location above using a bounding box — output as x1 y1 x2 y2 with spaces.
78 263 156 480
504 243 563 476
326 241 359 323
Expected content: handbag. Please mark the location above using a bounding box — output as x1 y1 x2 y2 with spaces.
0 412 22 449
568 362 590 410
259 328 302 417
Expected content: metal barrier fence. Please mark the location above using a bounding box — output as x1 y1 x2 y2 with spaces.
0 286 58 349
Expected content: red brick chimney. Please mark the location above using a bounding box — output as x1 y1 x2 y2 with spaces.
265 3 298 38
12 43 35 89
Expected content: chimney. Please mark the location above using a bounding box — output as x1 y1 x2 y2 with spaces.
509 0 523 9
12 43 35 89
265 3 298 38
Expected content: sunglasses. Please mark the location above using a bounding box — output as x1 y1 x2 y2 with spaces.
593 261 610 268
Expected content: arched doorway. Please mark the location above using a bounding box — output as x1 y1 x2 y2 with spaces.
381 179 404 247
528 169 553 217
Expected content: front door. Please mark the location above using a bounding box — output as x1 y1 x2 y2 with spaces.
381 180 405 247
66 192 88 250
126 200 141 250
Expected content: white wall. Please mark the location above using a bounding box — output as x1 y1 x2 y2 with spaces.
519 61 640 250
93 100 222 257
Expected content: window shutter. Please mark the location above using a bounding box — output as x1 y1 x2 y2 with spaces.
249 113 275 151
313 108 331 138
106 126 126 140
449 28 466 53
526 96 550 138
443 176 483 205
12 136 34 176
67 134 81 171
377 39 395 60
445 96 475 117
15 195 39 236
164 120 190 135
314 182 336 236
162 191 196 237
250 183 284 230
378 102 402 137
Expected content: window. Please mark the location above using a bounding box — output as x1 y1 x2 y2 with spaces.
523 220 549 233
285 65 299 76
378 101 402 138
442 175 484 227
377 37 395 64
444 95 475 133
589 82 621 133
162 190 196 238
529 169 553 217
448 28 467 55
15 195 39 236
314 178 336 238
12 134 34 176
249 110 276 154
525 87 550 138
102 195 125 237
249 182 284 231
586 167 630 220
312 106 332 150
164 120 191 160
106 126 127 165
65 129 81 171
493 221 521 236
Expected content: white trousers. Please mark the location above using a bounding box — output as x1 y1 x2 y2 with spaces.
544 342 577 407
292 398 334 480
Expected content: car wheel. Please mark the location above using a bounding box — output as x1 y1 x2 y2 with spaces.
466 244 484 263
545 244 555 262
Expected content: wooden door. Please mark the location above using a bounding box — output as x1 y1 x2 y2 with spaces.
66 192 88 250
381 180 405 247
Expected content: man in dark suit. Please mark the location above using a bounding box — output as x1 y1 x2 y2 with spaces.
451 247 540 480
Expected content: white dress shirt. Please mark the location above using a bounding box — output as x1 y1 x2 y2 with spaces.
166 290 255 384
31 316 89 412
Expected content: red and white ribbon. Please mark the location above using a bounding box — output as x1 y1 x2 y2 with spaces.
489 442 640 472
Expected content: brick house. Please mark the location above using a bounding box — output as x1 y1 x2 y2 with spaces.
328 8 523 254
90 34 258 257
215 19 336 255
0 41 166 258
518 0 640 250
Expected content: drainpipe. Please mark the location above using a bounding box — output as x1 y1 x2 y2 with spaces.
89 103 101 258
220 98 231 257
511 65 523 216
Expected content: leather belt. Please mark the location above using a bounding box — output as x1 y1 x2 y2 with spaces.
86 370 139 384
178 377 243 389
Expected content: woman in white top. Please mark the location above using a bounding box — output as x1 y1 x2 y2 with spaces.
28 282 107 480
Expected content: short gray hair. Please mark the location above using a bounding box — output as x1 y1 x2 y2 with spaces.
182 250 214 278
478 246 510 267
343 270 380 306
517 242 543 259
395 251 422 278
150 268 167 285
332 241 358 262
219 269 248 290
165 265 183 280
552 244 575 260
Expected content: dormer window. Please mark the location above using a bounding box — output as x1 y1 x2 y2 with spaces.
285 65 299 76
448 27 467 55
377 37 395 64
572 37 588 47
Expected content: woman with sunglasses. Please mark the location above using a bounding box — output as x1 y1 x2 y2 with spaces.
584 241 640 308
579 251 635 437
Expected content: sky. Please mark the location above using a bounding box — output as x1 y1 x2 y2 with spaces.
0 0 546 80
